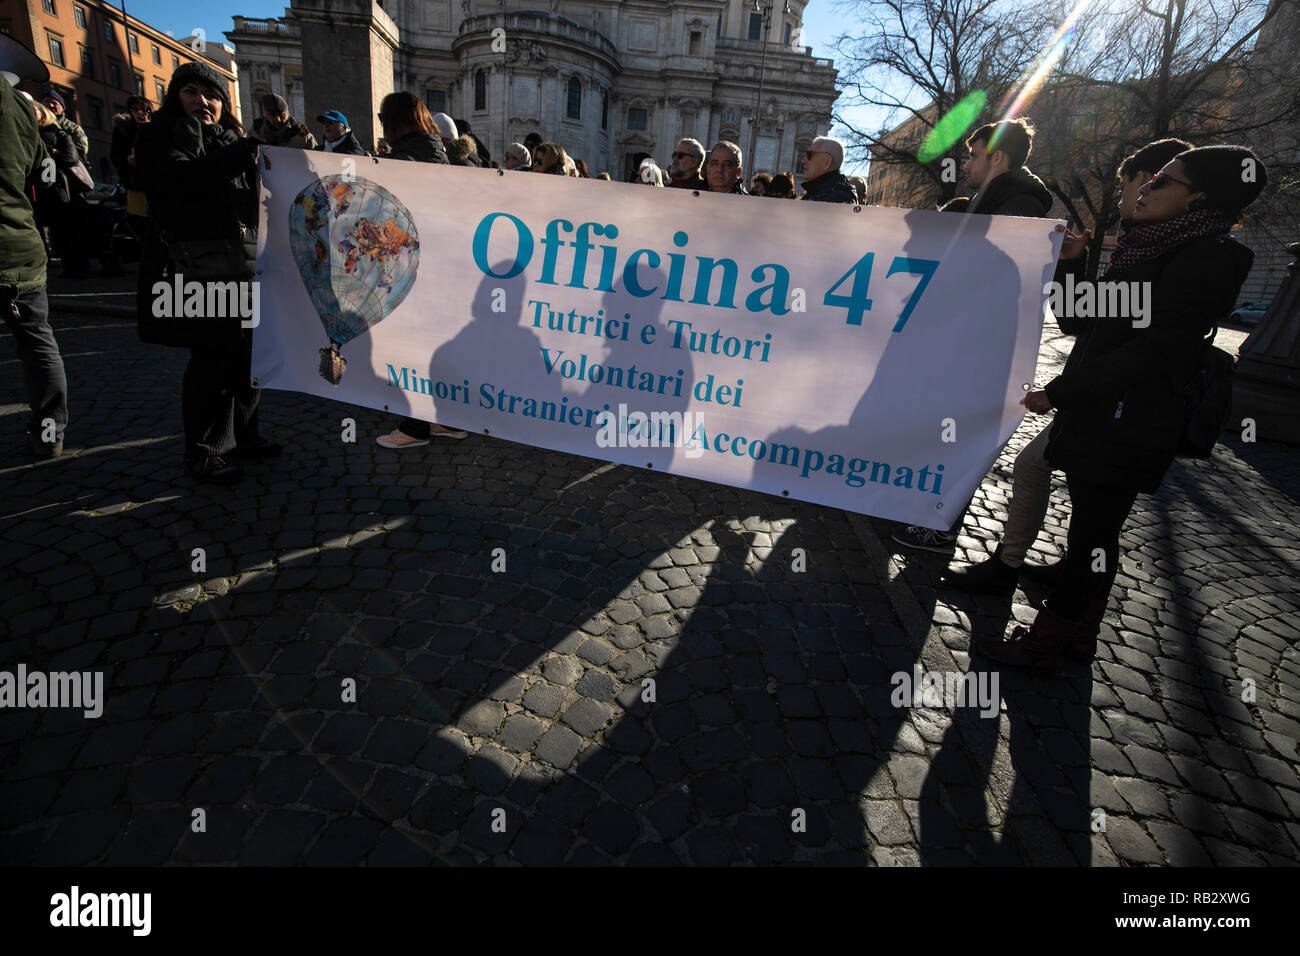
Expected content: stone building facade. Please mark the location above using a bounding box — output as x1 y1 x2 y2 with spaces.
227 0 838 181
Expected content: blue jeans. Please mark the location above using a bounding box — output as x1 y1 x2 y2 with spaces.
2 287 67 442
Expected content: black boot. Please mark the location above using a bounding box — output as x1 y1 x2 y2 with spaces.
940 545 1018 595
1019 558 1064 586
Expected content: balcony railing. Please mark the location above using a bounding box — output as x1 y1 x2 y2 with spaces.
716 36 813 57
458 13 618 62
230 17 299 37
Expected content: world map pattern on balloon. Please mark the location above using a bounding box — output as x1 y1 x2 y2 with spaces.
289 175 420 349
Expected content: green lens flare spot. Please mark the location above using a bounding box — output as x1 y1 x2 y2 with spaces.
916 91 987 164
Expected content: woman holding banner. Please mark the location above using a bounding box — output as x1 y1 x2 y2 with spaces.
135 61 277 484
373 92 466 448
978 145 1266 671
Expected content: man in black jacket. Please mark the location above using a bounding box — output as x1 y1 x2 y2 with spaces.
704 141 749 195
962 118 1052 217
892 117 1054 553
315 110 367 156
800 136 858 204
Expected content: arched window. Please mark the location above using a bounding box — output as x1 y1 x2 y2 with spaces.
566 77 581 120
474 69 486 111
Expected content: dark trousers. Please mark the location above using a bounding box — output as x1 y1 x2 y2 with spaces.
398 417 431 440
182 339 260 460
1049 474 1139 622
2 287 68 442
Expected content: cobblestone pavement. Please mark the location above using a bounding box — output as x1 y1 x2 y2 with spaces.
1 303 1297 866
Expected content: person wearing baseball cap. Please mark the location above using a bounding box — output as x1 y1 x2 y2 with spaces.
315 109 367 155
250 91 317 150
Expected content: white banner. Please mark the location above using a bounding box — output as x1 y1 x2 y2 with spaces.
252 147 1063 530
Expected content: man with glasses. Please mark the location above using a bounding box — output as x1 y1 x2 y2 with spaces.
800 136 858 204
705 141 748 195
667 138 707 190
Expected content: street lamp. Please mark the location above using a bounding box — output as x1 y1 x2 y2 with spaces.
746 0 791 177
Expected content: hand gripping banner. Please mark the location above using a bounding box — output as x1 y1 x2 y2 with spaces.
252 147 1064 530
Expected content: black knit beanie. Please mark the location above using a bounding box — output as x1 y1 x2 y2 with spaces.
168 60 230 109
1177 145 1267 215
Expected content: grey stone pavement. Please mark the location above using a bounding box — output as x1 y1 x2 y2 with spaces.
1 272 1298 866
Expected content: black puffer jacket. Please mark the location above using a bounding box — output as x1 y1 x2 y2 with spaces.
317 130 368 156
1044 235 1253 492
133 113 258 347
387 131 449 165
968 167 1053 217
801 169 859 204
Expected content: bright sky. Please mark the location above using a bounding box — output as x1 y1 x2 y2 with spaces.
114 0 877 173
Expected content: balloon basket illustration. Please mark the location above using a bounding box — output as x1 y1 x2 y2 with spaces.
319 344 347 385
289 175 420 384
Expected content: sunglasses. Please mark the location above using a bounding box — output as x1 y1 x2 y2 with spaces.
672 151 700 160
1148 170 1194 191
804 150 827 159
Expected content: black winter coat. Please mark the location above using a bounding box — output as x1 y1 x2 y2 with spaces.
967 167 1053 217
133 114 258 348
111 114 147 190
1043 235 1253 492
386 131 449 165
317 130 368 156
801 169 859 204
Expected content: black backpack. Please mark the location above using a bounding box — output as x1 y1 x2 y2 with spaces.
1179 323 1235 458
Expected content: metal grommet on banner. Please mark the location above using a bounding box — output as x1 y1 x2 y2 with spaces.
692 191 700 197
1022 382 1031 391
782 490 789 497
936 502 944 510
497 169 504 177
251 379 261 388
1054 223 1066 232
372 154 380 164
646 462 654 469
853 206 861 213
482 429 490 435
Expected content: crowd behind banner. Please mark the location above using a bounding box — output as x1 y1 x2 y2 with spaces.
0 62 1270 674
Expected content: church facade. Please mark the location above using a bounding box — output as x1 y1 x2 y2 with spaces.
227 0 838 180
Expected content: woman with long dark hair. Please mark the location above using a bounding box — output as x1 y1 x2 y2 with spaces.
134 62 277 483
979 145 1267 670
373 92 465 448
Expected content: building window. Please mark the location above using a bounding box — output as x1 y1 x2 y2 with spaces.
109 59 122 88
88 96 103 130
566 77 581 120
43 0 57 15
627 107 647 131
155 79 165 103
133 72 144 96
784 22 792 44
0 20 11 35
128 32 138 54
48 34 65 68
601 92 608 131
80 46 93 77
171 54 179 71
74 5 87 29
473 68 486 111
748 13 763 41
689 31 701 55
724 108 737 123
425 89 446 114
151 44 160 64
104 20 113 43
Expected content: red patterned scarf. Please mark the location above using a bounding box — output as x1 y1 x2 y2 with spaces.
1105 209 1236 277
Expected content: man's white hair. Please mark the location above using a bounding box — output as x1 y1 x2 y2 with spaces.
812 136 845 170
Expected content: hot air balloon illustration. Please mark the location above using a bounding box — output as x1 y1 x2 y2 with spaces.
288 175 420 384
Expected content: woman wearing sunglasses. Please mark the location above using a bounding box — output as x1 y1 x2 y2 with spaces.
979 145 1267 670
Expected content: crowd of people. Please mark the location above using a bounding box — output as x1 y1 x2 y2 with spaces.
0 65 1269 672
